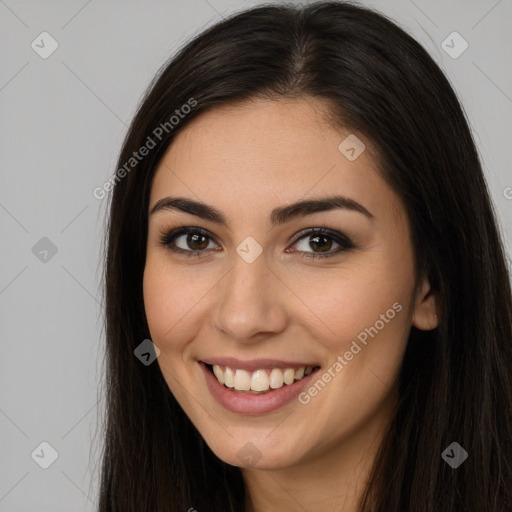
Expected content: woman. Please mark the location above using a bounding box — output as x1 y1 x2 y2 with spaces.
98 1 512 510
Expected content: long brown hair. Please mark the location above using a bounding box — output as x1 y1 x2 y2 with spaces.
97 2 512 510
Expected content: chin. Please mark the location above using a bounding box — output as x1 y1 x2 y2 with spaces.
202 429 307 470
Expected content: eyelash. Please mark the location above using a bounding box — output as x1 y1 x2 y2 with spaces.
157 225 355 260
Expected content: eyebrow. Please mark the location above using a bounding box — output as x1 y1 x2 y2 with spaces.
149 195 374 227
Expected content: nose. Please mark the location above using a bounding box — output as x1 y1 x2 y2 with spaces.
211 249 288 344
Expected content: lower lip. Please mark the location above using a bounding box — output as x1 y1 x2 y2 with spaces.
200 362 319 415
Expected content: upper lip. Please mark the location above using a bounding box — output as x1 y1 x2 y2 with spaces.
200 357 320 371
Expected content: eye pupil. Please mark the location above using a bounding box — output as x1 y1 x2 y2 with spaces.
310 235 332 252
188 233 208 250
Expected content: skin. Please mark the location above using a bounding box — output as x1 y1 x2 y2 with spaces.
143 97 439 512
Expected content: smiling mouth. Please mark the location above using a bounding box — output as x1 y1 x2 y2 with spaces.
205 363 321 394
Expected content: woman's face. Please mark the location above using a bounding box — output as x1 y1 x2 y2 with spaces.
143 97 438 470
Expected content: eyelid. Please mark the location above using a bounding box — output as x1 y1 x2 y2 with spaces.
288 226 353 246
157 225 355 258
157 225 219 249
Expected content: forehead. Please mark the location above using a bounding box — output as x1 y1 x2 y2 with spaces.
156 97 355 174
149 97 402 228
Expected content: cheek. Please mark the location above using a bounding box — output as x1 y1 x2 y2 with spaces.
143 264 170 341
293 276 411 446
298 251 415 403
304 262 411 346
142 262 201 400
142 261 196 349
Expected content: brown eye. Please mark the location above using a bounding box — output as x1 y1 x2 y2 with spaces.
308 234 333 253
288 227 355 260
185 233 209 250
159 227 218 256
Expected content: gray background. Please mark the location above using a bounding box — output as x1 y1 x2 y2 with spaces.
1 0 511 510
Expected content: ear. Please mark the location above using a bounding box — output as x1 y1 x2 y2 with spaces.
412 276 440 330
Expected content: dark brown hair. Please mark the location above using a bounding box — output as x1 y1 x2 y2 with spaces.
97 1 512 510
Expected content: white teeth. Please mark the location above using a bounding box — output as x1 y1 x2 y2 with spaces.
224 367 234 388
213 364 224 384
210 364 316 392
269 368 284 389
234 369 251 391
251 369 270 392
294 367 305 380
283 368 295 385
